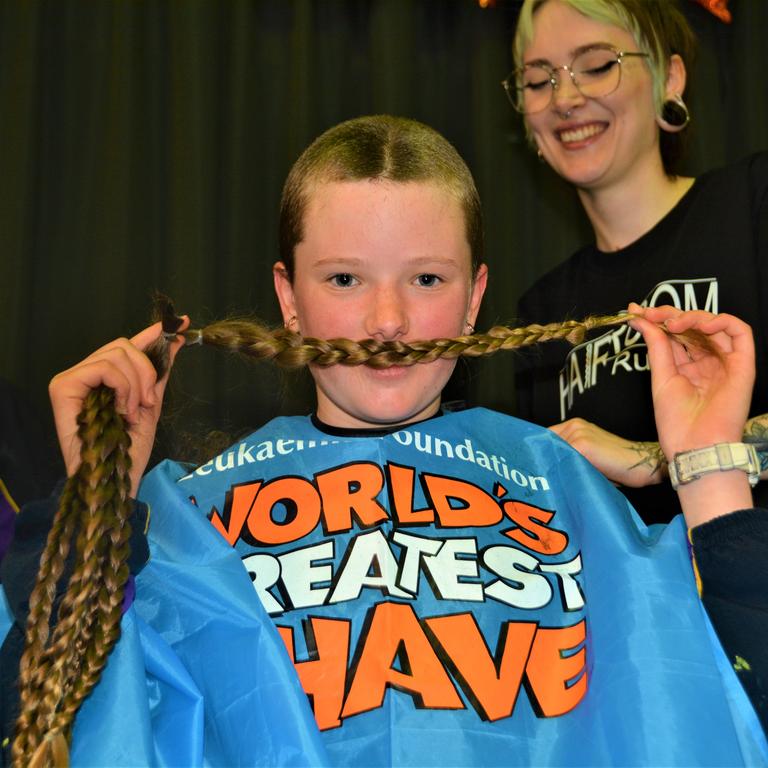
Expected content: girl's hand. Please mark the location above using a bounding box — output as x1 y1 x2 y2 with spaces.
49 319 189 497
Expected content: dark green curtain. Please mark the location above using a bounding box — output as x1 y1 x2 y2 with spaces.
1 0 766 455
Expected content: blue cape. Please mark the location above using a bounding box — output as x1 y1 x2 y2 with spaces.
2 409 765 765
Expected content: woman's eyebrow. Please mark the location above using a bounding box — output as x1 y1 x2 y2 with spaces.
524 41 615 67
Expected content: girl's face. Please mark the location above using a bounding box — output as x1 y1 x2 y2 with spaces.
522 0 661 191
274 179 487 430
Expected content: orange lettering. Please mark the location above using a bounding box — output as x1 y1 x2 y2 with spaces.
343 602 463 717
387 463 435 525
425 614 536 721
315 462 388 533
279 619 351 731
524 620 587 717
424 475 501 528
209 481 262 545
246 477 321 545
502 501 568 555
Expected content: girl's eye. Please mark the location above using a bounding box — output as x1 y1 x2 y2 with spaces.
330 273 357 288
416 274 441 287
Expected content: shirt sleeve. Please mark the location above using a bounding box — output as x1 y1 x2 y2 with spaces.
691 507 768 733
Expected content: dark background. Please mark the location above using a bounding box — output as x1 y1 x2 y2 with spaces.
1 0 766 457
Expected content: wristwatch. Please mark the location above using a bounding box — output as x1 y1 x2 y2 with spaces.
668 442 760 489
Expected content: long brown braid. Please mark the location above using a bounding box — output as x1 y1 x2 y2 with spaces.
179 312 633 368
11 316 178 767
12 300 710 767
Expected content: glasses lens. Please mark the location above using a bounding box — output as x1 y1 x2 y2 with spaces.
572 48 621 98
518 66 552 114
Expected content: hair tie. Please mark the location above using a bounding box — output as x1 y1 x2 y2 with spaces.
154 292 185 338
184 328 204 346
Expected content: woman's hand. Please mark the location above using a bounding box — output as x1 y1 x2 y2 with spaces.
49 319 189 498
628 303 755 525
628 303 753 456
549 419 666 487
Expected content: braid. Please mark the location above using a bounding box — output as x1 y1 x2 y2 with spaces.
13 370 160 767
13 298 710 766
182 312 638 368
185 308 719 366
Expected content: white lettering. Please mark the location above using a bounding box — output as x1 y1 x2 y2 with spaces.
482 546 552 609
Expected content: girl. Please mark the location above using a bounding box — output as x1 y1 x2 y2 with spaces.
2 115 765 766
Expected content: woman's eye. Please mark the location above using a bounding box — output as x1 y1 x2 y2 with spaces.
330 273 357 287
583 59 616 77
416 273 441 287
524 78 550 92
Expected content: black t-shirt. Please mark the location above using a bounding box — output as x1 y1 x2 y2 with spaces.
516 153 768 524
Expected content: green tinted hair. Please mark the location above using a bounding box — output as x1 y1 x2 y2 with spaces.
279 115 484 278
513 0 696 174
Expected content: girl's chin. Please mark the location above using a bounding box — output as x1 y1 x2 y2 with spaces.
345 398 441 430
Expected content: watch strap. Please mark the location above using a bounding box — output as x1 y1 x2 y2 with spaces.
669 442 760 489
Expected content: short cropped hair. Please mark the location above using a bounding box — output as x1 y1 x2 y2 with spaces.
279 115 484 278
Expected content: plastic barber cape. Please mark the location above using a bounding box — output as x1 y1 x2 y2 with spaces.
1 408 766 766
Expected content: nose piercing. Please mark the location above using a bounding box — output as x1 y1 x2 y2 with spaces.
557 108 573 119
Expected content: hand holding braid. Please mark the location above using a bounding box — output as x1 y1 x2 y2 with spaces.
13 313 186 767
49 317 188 498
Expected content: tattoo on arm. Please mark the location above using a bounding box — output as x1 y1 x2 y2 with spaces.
627 441 667 477
743 415 768 473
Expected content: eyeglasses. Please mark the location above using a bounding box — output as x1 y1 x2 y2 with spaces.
501 45 649 115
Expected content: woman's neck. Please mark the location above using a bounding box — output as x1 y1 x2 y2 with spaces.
577 163 694 253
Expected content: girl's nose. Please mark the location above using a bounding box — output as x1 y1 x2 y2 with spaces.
365 287 408 340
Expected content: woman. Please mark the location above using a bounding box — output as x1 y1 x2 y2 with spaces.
2 116 765 766
509 0 768 524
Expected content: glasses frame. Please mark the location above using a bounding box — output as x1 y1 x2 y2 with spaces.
501 45 650 115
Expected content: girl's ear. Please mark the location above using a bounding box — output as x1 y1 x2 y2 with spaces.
467 263 488 328
665 53 687 99
273 262 297 327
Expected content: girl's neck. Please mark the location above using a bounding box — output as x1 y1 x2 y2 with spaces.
577 162 694 253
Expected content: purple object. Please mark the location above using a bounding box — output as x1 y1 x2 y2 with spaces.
0 483 17 565
122 575 136 613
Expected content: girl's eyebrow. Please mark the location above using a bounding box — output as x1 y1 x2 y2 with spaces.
310 256 364 268
407 256 461 267
311 255 461 268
